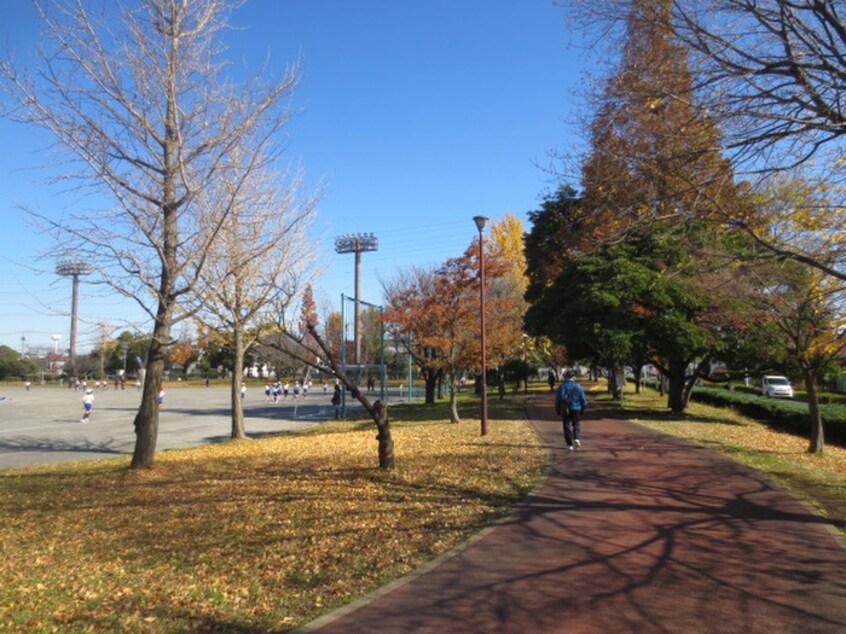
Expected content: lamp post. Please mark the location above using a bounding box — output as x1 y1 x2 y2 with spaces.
473 215 489 436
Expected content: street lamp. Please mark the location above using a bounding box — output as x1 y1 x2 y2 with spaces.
473 215 489 436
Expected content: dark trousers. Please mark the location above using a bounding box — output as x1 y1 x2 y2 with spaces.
561 409 581 446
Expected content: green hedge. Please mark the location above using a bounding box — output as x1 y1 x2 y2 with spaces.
690 387 846 447
701 381 846 405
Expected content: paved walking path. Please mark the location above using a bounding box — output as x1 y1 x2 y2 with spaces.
299 394 846 633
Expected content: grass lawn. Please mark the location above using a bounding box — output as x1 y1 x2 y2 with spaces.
0 395 545 633
616 388 846 536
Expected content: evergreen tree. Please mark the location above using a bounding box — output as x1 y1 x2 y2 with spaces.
527 0 756 413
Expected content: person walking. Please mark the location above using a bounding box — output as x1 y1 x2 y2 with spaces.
81 388 95 423
331 384 342 419
555 370 588 451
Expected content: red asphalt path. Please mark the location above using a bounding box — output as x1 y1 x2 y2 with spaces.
297 394 846 633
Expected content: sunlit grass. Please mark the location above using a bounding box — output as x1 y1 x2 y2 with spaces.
0 394 545 633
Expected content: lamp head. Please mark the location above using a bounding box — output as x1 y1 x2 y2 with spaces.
473 215 489 232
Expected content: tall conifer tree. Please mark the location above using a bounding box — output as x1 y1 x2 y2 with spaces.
580 0 740 243
574 0 749 412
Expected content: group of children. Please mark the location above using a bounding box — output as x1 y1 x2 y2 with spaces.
70 377 112 392
79 375 342 423
264 380 324 402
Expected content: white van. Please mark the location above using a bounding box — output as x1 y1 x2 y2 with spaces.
758 375 794 399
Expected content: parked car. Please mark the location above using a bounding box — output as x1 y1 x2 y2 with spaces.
758 375 794 399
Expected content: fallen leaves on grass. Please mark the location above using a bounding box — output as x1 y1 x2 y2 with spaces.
0 412 544 633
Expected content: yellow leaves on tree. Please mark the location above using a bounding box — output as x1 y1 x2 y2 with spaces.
490 214 528 294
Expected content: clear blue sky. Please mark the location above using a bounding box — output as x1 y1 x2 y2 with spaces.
0 0 588 354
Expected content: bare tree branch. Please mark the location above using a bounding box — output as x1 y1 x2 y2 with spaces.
0 0 304 468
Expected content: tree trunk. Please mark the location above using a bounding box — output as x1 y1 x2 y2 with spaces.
374 400 394 469
231 326 246 440
448 372 460 424
803 368 825 454
130 327 168 469
666 358 688 415
131 80 179 470
424 371 438 404
608 363 625 400
681 375 697 409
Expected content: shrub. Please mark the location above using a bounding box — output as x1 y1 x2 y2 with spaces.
691 387 846 446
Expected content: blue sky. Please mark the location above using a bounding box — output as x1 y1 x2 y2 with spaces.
0 0 588 354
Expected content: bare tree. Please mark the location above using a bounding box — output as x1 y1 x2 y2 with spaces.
1 0 301 468
194 156 319 440
253 332 300 382
570 0 846 170
664 1 846 282
261 319 396 469
566 0 846 286
668 0 846 170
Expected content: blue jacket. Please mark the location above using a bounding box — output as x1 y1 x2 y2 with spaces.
555 379 588 413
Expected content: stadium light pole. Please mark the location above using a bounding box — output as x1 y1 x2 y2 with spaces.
334 233 378 366
473 216 489 436
56 260 92 377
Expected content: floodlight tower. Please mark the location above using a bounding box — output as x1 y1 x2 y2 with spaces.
56 260 92 376
334 233 378 365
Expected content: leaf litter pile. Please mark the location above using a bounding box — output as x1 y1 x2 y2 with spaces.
0 413 545 632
